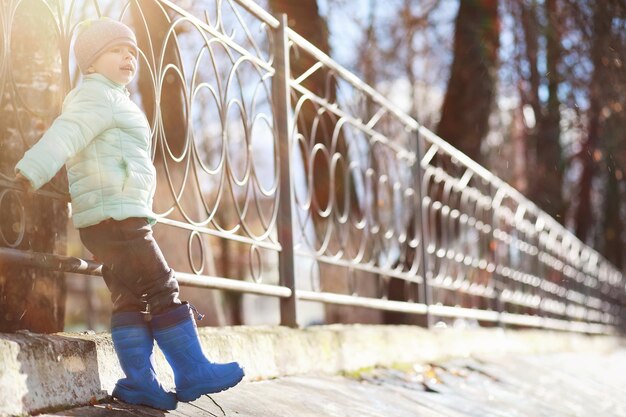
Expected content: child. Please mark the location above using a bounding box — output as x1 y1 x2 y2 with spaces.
14 18 244 410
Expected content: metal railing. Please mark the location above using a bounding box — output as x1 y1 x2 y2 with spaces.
0 0 623 333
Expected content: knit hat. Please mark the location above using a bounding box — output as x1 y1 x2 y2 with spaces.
74 18 137 74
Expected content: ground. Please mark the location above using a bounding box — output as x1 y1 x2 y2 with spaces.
40 348 626 416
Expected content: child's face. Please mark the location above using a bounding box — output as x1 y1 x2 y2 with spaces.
88 44 138 86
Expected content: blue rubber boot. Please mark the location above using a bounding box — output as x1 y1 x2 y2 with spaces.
151 303 245 402
111 312 178 410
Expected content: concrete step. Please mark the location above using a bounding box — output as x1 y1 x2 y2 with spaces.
1 324 622 416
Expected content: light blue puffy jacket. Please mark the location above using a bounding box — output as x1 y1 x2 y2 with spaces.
15 73 157 228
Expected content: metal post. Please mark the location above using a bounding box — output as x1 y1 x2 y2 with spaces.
273 14 298 328
491 187 506 328
413 129 433 328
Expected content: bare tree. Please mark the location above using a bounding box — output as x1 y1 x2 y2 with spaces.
437 0 500 165
574 1 626 246
269 0 384 324
574 0 625 267
0 4 68 332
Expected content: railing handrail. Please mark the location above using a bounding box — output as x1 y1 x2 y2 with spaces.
284 24 619 287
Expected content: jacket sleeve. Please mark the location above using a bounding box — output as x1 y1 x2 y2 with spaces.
14 86 114 190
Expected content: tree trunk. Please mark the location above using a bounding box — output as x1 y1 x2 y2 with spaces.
437 0 500 165
601 141 623 269
514 0 565 222
596 0 625 268
531 0 564 222
0 3 68 333
574 1 607 243
269 0 339 212
385 0 428 327
269 0 382 324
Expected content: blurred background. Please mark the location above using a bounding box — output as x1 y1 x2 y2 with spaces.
0 0 623 332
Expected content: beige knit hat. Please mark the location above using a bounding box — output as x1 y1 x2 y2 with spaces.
74 18 137 74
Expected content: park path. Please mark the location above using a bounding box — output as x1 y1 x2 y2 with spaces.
42 348 626 416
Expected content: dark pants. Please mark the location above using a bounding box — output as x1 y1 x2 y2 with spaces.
79 217 181 315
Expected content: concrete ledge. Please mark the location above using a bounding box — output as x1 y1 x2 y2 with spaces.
0 325 622 416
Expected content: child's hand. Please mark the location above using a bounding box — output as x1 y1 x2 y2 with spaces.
14 173 32 192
